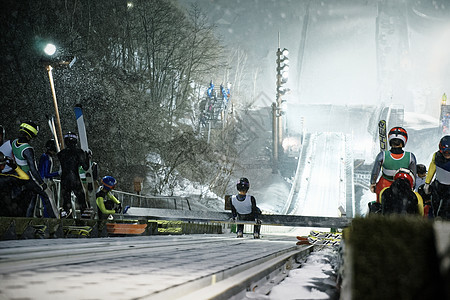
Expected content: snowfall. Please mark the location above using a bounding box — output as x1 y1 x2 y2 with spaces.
172 1 449 298
163 109 441 300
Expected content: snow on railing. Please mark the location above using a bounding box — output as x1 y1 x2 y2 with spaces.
282 130 307 215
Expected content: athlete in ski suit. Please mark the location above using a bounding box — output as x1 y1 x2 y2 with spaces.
37 140 59 217
57 132 90 217
380 168 424 216
0 151 30 216
96 176 121 220
370 127 417 203
11 122 54 217
230 177 261 239
423 136 450 220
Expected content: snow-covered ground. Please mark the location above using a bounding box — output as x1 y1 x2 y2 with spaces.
244 247 340 300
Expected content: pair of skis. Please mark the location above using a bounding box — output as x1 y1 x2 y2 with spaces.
296 230 342 246
74 104 96 217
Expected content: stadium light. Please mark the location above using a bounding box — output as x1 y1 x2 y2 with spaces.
44 43 56 56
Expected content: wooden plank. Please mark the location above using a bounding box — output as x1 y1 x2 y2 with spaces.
106 223 147 235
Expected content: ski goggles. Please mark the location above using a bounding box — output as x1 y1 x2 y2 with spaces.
64 133 78 139
440 148 450 155
102 182 116 190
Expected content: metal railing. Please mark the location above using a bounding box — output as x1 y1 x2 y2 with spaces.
112 190 192 211
39 180 194 219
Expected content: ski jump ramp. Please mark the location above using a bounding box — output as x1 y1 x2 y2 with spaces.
283 132 355 218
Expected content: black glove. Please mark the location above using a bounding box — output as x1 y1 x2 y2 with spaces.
6 157 17 169
114 203 122 213
86 150 92 159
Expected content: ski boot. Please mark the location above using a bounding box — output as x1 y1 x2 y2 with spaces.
236 231 243 238
253 232 260 239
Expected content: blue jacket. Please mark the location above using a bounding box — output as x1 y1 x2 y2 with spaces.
39 153 59 180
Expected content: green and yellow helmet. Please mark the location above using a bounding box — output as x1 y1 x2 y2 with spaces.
19 121 39 139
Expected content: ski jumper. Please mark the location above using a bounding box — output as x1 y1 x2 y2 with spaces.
38 152 59 217
12 138 53 217
57 146 90 213
96 187 121 219
425 152 450 219
379 182 424 216
370 149 416 202
230 194 260 235
39 153 59 180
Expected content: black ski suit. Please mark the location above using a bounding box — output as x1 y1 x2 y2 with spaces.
426 151 450 220
0 163 29 217
57 146 89 213
381 178 421 215
230 194 261 235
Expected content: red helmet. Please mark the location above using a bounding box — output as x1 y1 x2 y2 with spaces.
394 168 415 189
388 127 407 147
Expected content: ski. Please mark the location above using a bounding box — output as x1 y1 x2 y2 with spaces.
296 230 342 246
309 230 342 239
378 120 387 151
46 115 61 152
307 236 341 246
74 104 96 218
41 115 61 218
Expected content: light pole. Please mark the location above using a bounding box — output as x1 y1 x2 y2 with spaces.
276 47 289 147
272 102 278 173
46 63 65 149
43 43 76 150
272 34 290 172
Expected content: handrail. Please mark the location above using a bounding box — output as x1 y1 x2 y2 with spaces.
112 190 193 211
49 180 215 213
282 129 306 215
121 207 352 228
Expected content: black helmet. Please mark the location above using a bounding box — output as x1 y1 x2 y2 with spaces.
64 132 78 148
236 177 250 191
439 135 450 153
19 121 39 139
45 139 57 152
416 164 426 174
